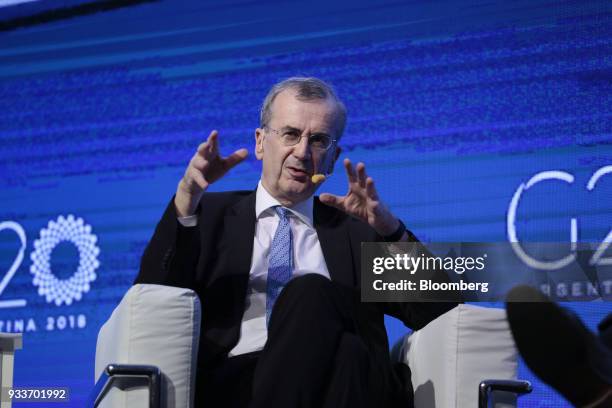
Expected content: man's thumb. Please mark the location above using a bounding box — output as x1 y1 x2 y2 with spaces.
319 193 342 208
226 148 249 168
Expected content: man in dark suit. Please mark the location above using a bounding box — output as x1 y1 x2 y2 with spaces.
135 77 456 407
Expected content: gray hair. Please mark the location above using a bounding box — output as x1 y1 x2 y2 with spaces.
259 77 347 138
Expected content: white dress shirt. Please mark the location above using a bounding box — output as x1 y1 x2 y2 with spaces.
178 181 331 357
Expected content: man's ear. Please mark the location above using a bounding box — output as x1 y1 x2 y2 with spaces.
255 128 264 160
334 145 342 162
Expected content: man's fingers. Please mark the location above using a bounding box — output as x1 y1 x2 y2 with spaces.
190 129 247 186
188 167 208 189
343 158 357 184
209 130 220 155
197 130 218 153
197 141 207 153
196 130 219 160
365 177 379 200
224 148 249 169
319 193 344 209
191 154 207 171
356 162 367 188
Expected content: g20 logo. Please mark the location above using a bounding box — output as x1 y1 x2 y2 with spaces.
507 165 612 270
0 215 100 309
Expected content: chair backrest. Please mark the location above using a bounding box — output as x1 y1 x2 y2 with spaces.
403 304 518 408
95 284 201 408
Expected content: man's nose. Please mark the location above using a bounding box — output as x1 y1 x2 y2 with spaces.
292 136 312 161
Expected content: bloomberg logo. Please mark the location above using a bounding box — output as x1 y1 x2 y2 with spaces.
0 215 100 333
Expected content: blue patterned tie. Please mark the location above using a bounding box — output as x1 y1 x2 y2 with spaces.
266 206 293 327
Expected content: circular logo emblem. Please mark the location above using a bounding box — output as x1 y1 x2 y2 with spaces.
30 215 100 306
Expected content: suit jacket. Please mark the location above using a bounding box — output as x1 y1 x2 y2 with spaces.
135 190 456 386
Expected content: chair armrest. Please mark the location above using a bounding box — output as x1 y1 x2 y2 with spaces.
0 333 23 397
478 379 532 408
89 364 161 408
397 304 523 407
95 284 201 407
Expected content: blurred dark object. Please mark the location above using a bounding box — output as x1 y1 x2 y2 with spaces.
0 0 158 31
506 285 612 407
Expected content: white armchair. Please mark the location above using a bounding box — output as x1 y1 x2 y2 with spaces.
92 284 201 408
391 304 531 408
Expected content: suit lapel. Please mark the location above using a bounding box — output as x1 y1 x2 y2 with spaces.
201 192 256 359
220 191 256 280
314 197 356 287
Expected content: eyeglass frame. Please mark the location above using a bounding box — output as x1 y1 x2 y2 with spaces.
263 125 337 152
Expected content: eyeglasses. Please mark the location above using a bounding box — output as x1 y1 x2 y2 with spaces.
264 126 336 151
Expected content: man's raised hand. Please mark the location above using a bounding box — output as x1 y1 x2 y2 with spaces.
319 158 400 237
175 130 248 217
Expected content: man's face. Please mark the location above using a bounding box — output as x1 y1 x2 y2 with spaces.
255 89 342 206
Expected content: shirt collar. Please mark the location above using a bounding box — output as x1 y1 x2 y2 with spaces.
255 180 314 227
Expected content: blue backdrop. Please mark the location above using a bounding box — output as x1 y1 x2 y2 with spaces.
1 0 611 406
